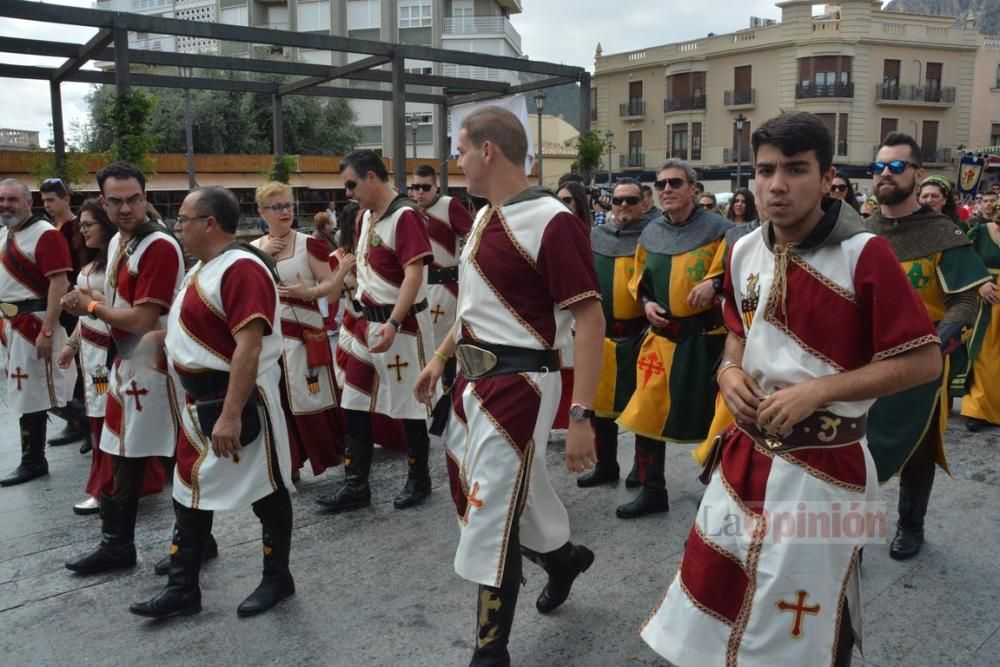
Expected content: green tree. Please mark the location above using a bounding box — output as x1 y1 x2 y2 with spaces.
575 130 605 185
105 89 160 174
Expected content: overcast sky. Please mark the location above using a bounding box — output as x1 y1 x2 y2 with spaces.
0 1 888 147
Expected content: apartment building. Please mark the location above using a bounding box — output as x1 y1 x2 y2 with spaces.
592 0 984 190
97 0 525 159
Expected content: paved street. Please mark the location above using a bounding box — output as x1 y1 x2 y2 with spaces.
2 395 1000 666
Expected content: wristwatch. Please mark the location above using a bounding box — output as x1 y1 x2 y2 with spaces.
388 318 402 332
41 327 53 338
568 403 594 423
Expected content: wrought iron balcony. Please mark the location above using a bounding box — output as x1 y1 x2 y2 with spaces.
620 152 645 168
876 84 956 105
795 82 854 99
724 89 756 107
619 99 646 118
664 96 707 112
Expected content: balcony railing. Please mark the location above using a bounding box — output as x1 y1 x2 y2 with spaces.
724 89 756 107
620 152 645 168
876 84 956 104
442 15 522 52
666 147 688 161
923 147 953 164
664 96 707 112
795 82 854 99
723 147 752 163
619 99 646 117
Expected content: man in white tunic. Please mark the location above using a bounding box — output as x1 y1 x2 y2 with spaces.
129 186 295 619
639 112 942 666
414 106 605 666
0 179 74 486
63 162 184 575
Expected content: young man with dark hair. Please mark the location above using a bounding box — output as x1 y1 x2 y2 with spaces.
414 105 604 665
409 163 474 359
316 149 436 512
0 179 74 486
865 132 991 560
641 111 942 666
130 186 296 619
63 161 185 575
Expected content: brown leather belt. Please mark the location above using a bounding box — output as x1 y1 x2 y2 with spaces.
650 309 723 343
355 298 428 323
606 317 646 340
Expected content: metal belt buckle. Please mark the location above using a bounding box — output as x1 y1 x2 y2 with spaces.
0 302 19 318
764 437 782 450
455 344 498 379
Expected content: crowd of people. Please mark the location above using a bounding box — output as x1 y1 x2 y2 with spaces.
1 105 999 666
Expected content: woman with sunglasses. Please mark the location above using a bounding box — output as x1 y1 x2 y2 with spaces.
557 181 591 227
829 171 860 211
962 200 1000 432
56 199 165 515
918 176 967 233
725 188 757 224
251 181 352 480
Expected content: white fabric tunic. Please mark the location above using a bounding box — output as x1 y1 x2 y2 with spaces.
76 265 111 418
166 249 292 511
0 218 75 415
422 196 473 349
99 230 184 458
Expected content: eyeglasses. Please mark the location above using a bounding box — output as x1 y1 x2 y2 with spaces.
830 184 849 192
105 193 144 210
560 196 574 206
176 214 210 225
654 177 687 191
701 202 716 210
870 160 919 175
410 183 434 192
262 202 294 213
344 180 358 191
612 195 641 206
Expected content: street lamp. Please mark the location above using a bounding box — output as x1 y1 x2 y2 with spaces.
410 117 420 159
735 113 748 191
534 90 546 186
604 129 614 187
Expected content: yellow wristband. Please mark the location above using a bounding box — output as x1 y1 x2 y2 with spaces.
433 350 450 363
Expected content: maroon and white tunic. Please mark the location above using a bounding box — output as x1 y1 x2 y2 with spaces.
166 250 292 510
76 265 110 418
0 218 75 415
99 230 183 458
341 199 434 420
422 195 473 349
444 190 600 587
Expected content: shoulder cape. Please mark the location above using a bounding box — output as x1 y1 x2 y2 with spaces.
638 205 731 255
864 205 970 262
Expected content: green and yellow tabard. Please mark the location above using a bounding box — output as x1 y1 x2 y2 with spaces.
961 223 1000 425
617 207 730 443
591 219 649 419
865 208 991 481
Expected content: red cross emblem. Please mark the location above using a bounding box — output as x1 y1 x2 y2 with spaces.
11 366 28 391
776 590 821 638
125 380 149 412
461 481 485 525
637 353 665 387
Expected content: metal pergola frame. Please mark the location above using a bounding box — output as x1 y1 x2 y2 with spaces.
0 0 591 190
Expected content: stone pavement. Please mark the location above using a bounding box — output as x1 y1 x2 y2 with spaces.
1 400 999 666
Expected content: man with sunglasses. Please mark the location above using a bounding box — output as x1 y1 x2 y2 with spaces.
577 178 650 489
317 150 435 513
409 165 473 364
62 162 185 575
864 133 991 560
0 179 74 486
615 160 730 519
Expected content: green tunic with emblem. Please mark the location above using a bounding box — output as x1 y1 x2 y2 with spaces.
865 208 990 481
591 220 649 418
617 207 730 442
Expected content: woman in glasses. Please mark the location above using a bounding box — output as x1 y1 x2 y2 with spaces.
918 176 967 233
251 181 352 480
962 199 1000 432
556 181 591 227
829 171 860 211
56 199 165 515
725 188 757 224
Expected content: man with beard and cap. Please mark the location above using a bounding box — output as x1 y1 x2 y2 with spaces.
576 178 649 488
62 162 188 575
614 159 730 519
865 132 991 560
640 108 943 667
0 179 75 486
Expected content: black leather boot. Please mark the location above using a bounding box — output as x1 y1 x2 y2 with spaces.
65 494 138 574
394 421 431 509
48 399 86 446
523 542 595 614
154 533 219 576
316 435 372 513
238 490 295 617
617 437 669 519
129 525 204 618
1 412 49 487
625 445 640 488
890 482 931 560
577 417 620 488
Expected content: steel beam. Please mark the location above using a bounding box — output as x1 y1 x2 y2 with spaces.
278 55 390 96
50 81 65 171
391 50 407 191
53 28 112 83
579 71 592 135
272 95 284 156
112 23 129 95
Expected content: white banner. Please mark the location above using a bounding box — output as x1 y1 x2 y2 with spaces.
448 94 535 175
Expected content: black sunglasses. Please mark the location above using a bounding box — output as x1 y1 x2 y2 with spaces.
344 180 357 191
410 183 434 192
612 195 641 206
830 184 849 192
560 196 574 206
654 177 687 191
870 160 919 175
